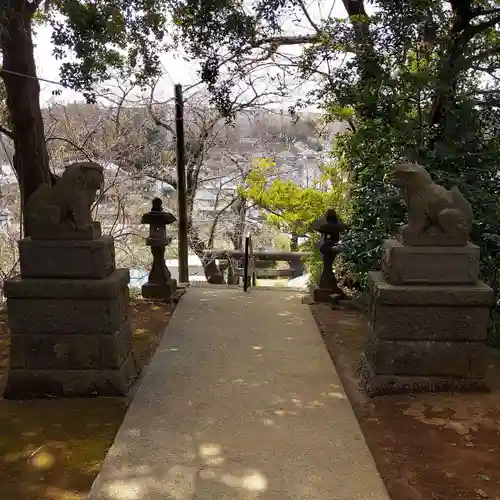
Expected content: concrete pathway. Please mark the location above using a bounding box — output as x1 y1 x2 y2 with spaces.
88 287 389 500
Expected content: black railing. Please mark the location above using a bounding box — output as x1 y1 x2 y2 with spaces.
243 233 256 292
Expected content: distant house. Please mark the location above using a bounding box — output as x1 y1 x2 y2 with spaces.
194 181 237 214
141 176 176 200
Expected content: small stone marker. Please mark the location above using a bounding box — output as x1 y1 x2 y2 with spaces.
360 163 493 396
140 198 177 300
4 162 137 398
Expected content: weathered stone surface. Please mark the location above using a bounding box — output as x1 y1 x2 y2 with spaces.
396 230 468 247
11 323 134 371
391 163 472 246
19 236 115 279
23 334 100 369
3 352 138 398
381 239 479 285
7 287 129 335
4 268 129 299
360 355 489 397
5 221 136 399
9 335 27 368
311 209 346 300
362 271 493 395
469 342 490 379
24 162 104 240
141 279 177 301
100 323 134 369
366 338 470 377
368 271 493 306
371 304 490 341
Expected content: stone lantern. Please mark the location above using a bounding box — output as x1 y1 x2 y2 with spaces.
310 208 346 303
141 198 177 300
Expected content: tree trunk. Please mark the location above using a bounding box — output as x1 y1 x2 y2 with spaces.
228 196 247 250
185 188 226 283
184 157 228 284
188 224 226 284
0 0 50 233
342 0 384 119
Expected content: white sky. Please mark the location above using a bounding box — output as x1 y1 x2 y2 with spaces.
34 24 198 106
32 0 348 109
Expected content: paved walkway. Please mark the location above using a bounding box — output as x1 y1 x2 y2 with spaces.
88 287 389 500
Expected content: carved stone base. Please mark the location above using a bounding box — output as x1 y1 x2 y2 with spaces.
359 354 489 397
368 271 493 308
142 279 178 300
3 268 138 398
396 225 468 247
361 271 493 396
19 236 115 279
4 353 137 399
369 272 492 341
381 239 480 285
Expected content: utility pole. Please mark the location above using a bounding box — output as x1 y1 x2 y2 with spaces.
175 84 189 283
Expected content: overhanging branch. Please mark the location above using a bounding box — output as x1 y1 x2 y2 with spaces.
253 34 320 48
469 13 500 36
465 46 500 65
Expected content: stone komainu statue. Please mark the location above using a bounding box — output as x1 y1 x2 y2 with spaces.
24 162 104 237
392 163 473 245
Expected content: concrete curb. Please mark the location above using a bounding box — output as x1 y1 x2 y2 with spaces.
308 305 372 411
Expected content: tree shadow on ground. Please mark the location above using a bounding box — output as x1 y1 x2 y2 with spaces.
0 398 126 500
311 303 500 500
0 298 173 500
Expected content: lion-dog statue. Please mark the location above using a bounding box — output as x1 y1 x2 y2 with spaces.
392 163 472 245
25 162 104 238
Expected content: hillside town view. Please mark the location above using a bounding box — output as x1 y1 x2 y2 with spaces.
0 102 345 291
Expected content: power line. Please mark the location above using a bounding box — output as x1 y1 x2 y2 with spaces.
1 68 68 89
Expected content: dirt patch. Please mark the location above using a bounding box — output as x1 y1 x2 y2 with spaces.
0 296 175 500
311 303 500 500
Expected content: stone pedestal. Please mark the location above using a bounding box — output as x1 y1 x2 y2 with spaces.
360 239 494 397
4 234 138 398
311 286 334 302
142 279 178 300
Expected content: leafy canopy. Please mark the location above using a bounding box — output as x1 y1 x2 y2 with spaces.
242 157 349 237
1 0 171 102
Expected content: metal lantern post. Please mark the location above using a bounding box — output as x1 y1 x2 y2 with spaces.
141 198 177 300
